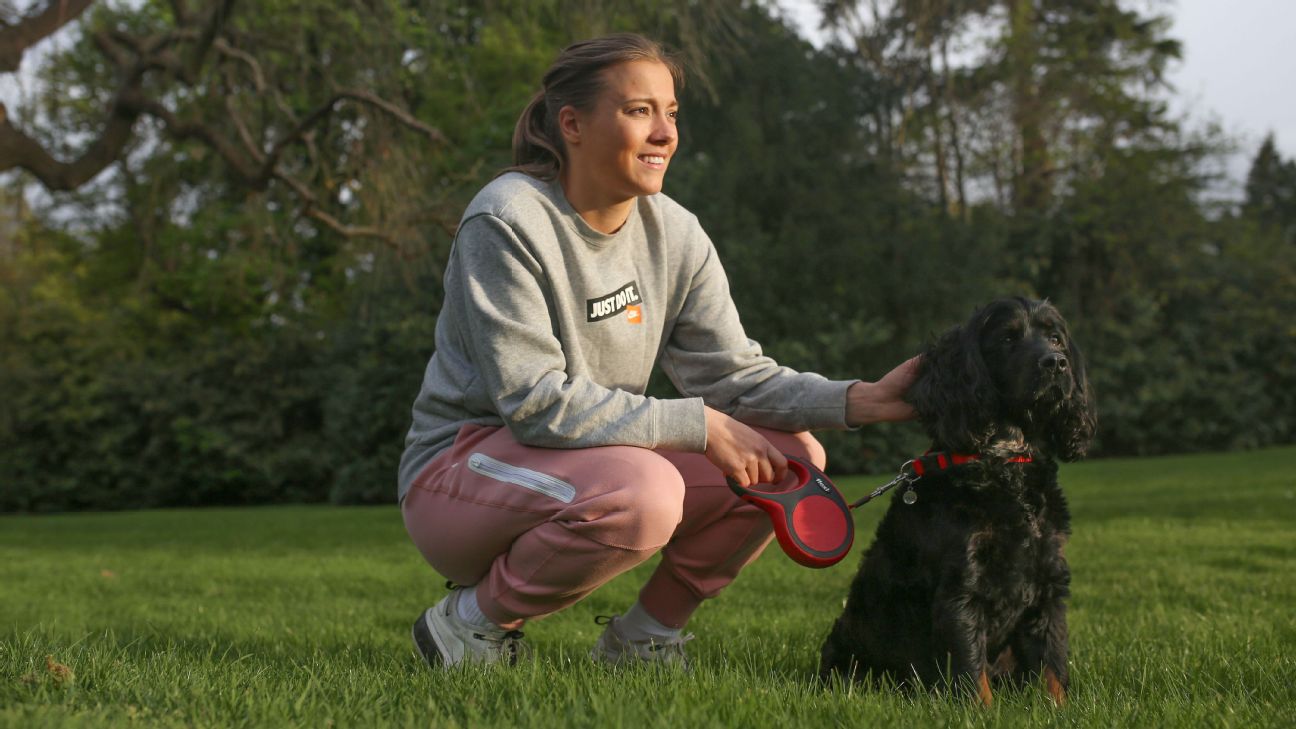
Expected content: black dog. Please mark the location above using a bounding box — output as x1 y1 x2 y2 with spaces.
818 297 1096 706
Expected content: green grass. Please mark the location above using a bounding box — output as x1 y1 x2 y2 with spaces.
3 447 1294 728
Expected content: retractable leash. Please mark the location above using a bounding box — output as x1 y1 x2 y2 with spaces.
727 451 1034 569
726 456 854 568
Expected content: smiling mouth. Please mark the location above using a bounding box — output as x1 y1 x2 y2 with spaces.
638 154 667 168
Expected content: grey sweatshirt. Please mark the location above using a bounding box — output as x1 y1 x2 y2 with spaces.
397 172 857 501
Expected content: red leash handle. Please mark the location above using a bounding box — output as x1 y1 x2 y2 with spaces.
726 456 854 569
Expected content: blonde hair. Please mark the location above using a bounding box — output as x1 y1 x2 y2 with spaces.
506 33 685 180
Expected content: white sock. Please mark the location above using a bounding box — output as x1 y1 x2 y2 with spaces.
454 586 497 629
616 601 683 641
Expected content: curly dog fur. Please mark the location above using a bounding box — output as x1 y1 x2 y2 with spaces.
818 297 1097 706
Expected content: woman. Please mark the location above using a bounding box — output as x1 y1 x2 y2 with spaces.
399 33 917 670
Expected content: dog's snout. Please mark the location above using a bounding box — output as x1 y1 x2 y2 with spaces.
1040 353 1069 372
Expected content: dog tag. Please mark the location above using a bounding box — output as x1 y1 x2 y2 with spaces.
902 488 918 505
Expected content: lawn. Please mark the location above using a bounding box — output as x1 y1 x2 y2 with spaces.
2 447 1294 728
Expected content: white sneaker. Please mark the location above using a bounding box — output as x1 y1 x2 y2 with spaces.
411 588 530 668
590 615 694 670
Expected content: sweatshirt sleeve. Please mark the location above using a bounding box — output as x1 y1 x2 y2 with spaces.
449 214 706 452
659 231 858 432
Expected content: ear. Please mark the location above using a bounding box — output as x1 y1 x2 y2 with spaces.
905 319 1000 453
558 105 582 146
1049 335 1098 461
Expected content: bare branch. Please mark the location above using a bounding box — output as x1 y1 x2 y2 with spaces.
334 88 446 144
90 28 130 67
224 95 264 163
212 36 264 92
167 0 191 25
92 28 194 82
256 94 343 179
118 90 265 186
184 0 235 79
2 0 452 244
271 88 320 174
269 168 397 246
304 207 397 247
0 0 96 73
0 99 136 189
272 166 318 205
255 88 445 183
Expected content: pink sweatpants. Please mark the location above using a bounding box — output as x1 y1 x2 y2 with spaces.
402 424 826 630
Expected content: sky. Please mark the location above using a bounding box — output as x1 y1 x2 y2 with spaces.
1164 0 1296 156
780 0 1296 187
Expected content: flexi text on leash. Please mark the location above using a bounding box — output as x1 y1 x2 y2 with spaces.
727 452 1033 569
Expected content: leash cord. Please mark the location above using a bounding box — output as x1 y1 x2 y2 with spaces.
849 452 1035 510
849 460 917 510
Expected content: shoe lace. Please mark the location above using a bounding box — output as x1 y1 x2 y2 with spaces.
472 628 531 665
635 632 694 672
645 632 695 656
595 615 694 664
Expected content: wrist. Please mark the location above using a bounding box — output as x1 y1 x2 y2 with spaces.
846 381 875 428
846 378 918 427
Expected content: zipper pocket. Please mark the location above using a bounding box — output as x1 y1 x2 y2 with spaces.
466 453 576 504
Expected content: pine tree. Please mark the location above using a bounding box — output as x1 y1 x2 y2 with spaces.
1243 134 1296 244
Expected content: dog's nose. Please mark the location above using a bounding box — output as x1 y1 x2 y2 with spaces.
1040 353 1069 372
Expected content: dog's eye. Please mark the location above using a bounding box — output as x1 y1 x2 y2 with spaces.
1048 334 1063 345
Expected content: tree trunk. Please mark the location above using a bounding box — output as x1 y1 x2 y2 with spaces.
1007 0 1050 216
940 34 968 219
926 50 951 212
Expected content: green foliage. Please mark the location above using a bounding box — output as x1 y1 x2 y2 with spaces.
319 272 440 506
1 448 1293 726
0 212 446 510
2 1 1294 511
1244 134 1296 245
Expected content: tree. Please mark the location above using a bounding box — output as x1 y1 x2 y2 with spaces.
818 0 996 215
1 0 451 250
1243 133 1296 245
818 1 1181 217
0 0 758 510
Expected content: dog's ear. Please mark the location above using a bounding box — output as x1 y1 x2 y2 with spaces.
1048 331 1098 461
906 318 1000 453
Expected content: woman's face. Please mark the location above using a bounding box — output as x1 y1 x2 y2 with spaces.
563 60 679 202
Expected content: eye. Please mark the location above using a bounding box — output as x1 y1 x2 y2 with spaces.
1048 333 1063 346
627 106 650 116
668 109 679 121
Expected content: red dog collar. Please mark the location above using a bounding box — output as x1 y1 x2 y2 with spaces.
851 450 1035 509
910 450 1033 476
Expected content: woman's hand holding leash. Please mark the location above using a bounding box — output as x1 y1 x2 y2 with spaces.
704 407 788 487
705 355 919 486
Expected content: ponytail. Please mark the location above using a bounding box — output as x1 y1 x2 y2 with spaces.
502 33 685 181
510 91 564 181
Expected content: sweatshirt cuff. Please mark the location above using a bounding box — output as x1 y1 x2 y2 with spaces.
652 396 708 454
813 378 862 431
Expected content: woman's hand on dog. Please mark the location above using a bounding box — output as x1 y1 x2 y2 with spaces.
846 357 921 427
704 407 788 487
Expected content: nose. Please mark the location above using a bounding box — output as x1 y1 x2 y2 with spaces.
1040 353 1069 372
651 112 676 146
